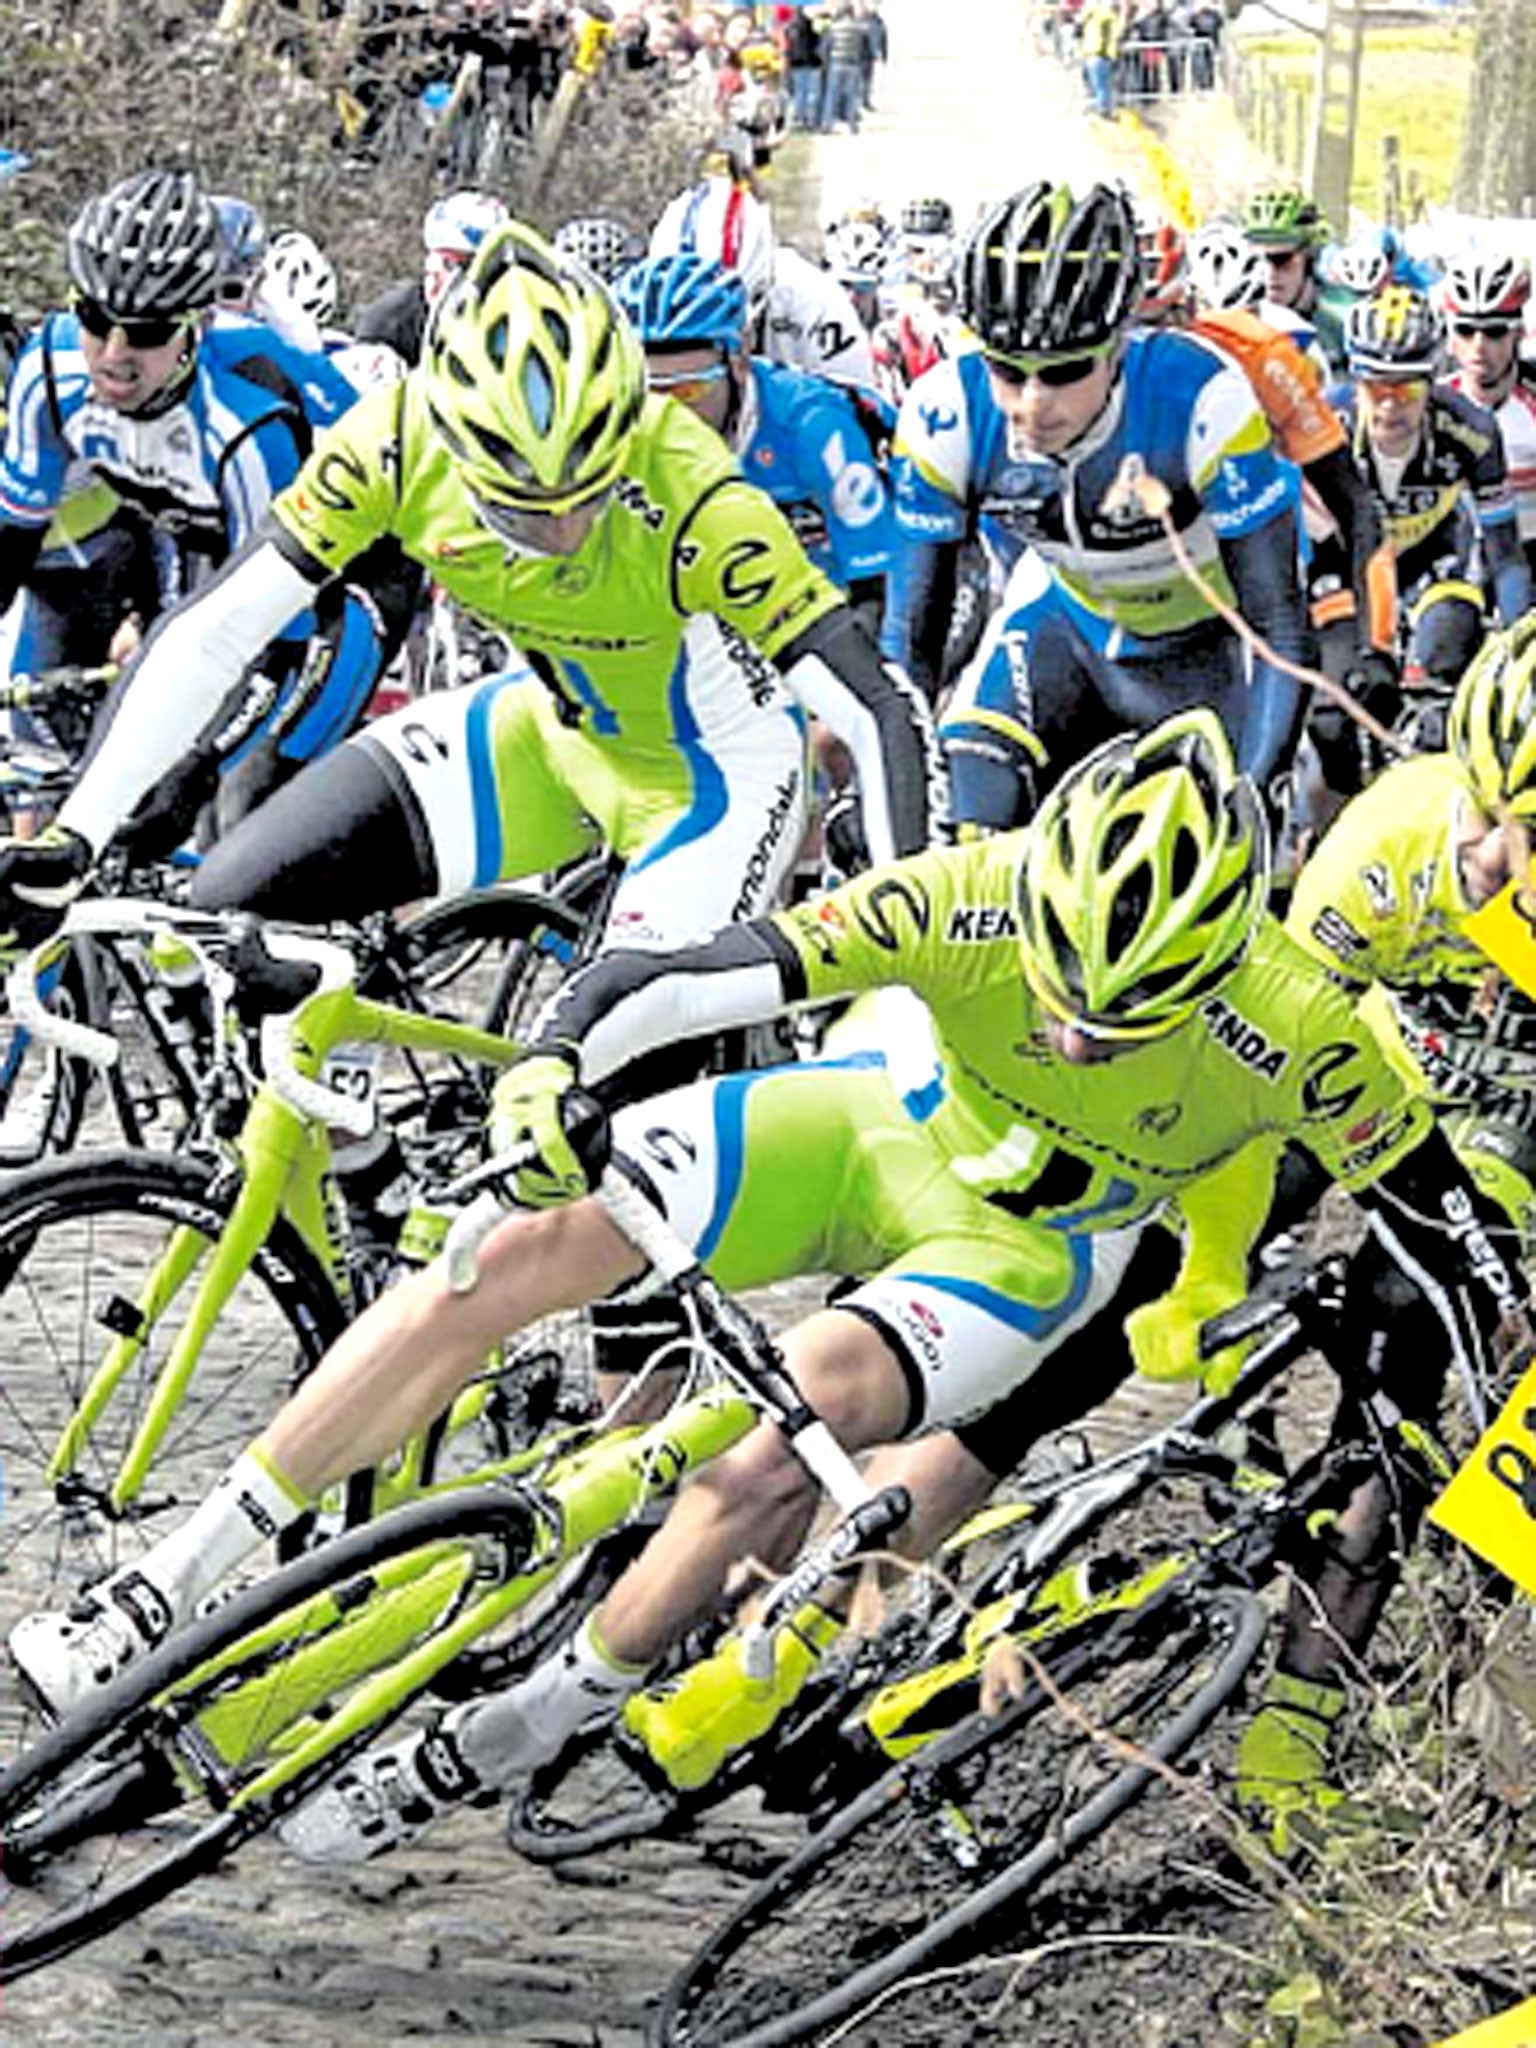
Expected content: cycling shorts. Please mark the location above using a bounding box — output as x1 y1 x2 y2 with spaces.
361 659 809 949
609 1052 1138 1434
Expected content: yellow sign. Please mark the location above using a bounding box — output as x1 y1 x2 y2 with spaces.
1429 1352 1536 1599
1435 1996 1536 2045
1463 879 1536 1002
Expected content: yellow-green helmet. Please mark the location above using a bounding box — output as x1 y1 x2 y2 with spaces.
1447 615 1536 821
1018 710 1269 1039
424 219 645 514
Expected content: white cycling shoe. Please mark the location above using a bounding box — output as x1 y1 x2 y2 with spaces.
276 1707 495 1866
8 1571 174 1719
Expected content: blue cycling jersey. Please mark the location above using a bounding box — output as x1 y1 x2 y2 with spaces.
888 326 1294 662
0 310 389 769
735 357 898 591
0 312 355 584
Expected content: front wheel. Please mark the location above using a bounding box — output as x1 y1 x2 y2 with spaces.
0 1485 535 1983
653 1586 1267 2048
0 1147 347 1745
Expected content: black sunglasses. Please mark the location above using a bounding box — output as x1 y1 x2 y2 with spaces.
985 349 1102 390
1450 318 1520 340
74 297 193 350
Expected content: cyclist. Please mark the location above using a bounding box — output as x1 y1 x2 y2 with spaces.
900 181 1308 802
1230 616 1536 1842
353 188 510 366
1336 286 1529 744
613 252 899 632
1438 250 1536 576
1241 183 1341 366
821 205 900 336
649 175 879 393
250 230 407 392
869 196 966 405
0 168 400 845
0 221 938 957
14 711 1523 1864
1179 220 1399 819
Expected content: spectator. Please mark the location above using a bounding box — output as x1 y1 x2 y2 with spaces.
858 1 887 111
784 2 824 131
1187 1 1223 90
819 0 867 134
1080 0 1119 117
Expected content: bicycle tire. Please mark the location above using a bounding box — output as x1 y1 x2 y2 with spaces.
0 1484 536 1983
653 1585 1267 2048
0 1148 347 1724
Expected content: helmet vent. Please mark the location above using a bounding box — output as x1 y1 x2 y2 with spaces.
485 315 509 374
541 306 572 358
1100 813 1139 869
1169 826 1199 897
520 351 556 435
1043 898 1085 1003
1107 862 1152 964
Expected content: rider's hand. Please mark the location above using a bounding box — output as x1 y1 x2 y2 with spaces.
820 789 871 888
487 1051 607 1208
1124 1274 1252 1397
0 824 92 956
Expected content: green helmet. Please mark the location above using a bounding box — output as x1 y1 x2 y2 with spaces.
424 219 646 514
1447 615 1536 823
1241 184 1326 252
1018 710 1269 1039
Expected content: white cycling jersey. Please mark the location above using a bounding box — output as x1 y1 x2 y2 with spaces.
764 248 879 393
1445 369 1536 543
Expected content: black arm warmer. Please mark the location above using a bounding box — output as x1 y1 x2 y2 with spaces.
1218 513 1310 787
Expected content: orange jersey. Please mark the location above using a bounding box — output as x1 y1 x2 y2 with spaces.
1191 309 1345 469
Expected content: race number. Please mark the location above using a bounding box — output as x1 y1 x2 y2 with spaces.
1429 1351 1536 1601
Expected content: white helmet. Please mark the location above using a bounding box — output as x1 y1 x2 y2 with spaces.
649 179 775 317
1187 221 1267 311
1439 249 1532 325
255 230 338 329
823 213 896 290
1319 234 1392 299
422 189 510 258
422 189 510 307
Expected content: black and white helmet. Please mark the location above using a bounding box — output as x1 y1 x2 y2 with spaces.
67 169 222 318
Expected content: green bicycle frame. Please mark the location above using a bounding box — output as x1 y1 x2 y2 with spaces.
46 978 524 1513
172 1386 757 1805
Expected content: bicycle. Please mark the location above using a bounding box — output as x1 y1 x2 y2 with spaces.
648 1253 1478 2048
0 1159 911 1985
0 878 599 1658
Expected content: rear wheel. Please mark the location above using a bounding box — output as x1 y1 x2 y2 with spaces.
654 1586 1267 2048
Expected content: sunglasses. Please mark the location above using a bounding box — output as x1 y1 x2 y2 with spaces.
1261 248 1306 266
645 360 731 406
984 349 1103 390
1450 319 1520 340
1359 375 1430 400
74 297 193 350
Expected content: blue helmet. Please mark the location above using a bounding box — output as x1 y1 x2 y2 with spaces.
613 253 748 351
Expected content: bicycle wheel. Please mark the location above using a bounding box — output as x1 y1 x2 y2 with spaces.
654 1586 1267 2048
0 1485 534 1982
0 1149 346 1734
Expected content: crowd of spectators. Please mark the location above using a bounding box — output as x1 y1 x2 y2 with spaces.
1039 0 1227 117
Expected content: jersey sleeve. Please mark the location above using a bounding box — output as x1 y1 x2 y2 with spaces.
768 841 974 1005
1252 334 1344 469
890 357 974 544
266 382 403 579
1291 1032 1433 1190
1185 362 1291 539
799 384 899 582
670 474 843 658
0 325 68 526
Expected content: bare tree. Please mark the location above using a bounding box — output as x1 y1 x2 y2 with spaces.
0 0 713 320
1454 0 1536 214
